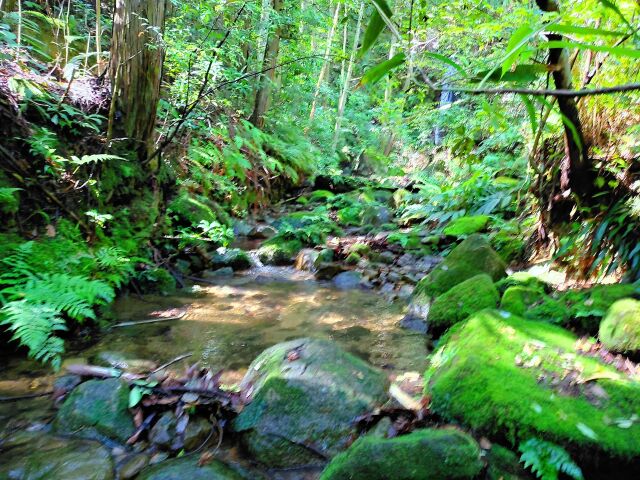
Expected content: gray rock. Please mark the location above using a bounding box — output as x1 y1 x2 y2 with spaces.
119 454 149 480
315 262 347 280
54 378 135 443
294 249 320 272
137 457 242 480
233 338 389 468
333 271 363 290
0 431 113 480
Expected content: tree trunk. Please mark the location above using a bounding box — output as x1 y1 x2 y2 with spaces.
535 0 592 201
108 0 167 165
333 1 364 148
309 2 342 121
249 0 283 129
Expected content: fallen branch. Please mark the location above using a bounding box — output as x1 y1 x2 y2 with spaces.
442 82 640 98
111 311 187 329
151 353 193 374
0 390 53 402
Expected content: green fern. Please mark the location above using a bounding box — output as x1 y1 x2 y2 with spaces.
0 301 66 370
519 438 584 480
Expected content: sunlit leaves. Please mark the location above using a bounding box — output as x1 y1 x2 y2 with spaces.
360 52 405 86
360 0 393 56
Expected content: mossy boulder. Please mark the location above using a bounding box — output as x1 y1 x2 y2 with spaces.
500 286 547 317
415 235 506 298
428 274 499 333
54 378 135 443
499 282 640 333
319 428 483 480
233 338 389 468
137 457 242 480
425 310 640 462
0 431 113 480
599 298 640 353
210 248 251 271
443 215 490 237
257 239 302 265
495 272 549 295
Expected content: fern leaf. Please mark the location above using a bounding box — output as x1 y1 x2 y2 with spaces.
0 300 66 369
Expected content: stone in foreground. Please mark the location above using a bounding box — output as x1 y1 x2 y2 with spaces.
319 428 483 480
0 431 113 480
54 378 135 443
233 338 389 467
137 457 242 480
425 310 640 465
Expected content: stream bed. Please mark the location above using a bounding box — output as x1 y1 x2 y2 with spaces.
0 265 429 443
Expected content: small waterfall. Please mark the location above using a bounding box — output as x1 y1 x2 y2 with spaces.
434 66 457 146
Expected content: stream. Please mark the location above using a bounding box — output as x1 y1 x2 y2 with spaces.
0 264 429 443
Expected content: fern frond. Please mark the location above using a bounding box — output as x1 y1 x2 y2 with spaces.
69 154 125 165
519 438 584 480
0 300 66 369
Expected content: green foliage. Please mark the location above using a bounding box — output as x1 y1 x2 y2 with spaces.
0 238 128 368
272 210 342 246
518 438 583 480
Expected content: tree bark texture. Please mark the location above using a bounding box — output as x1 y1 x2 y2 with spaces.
535 0 592 200
250 0 283 129
108 0 167 164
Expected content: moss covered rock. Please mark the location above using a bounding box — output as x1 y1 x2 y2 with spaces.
233 338 389 467
500 286 547 317
425 310 640 462
499 282 640 333
415 235 506 298
319 428 483 480
0 432 113 480
54 378 135 443
257 239 302 265
443 215 490 237
485 444 531 480
428 274 499 333
599 298 640 353
137 457 242 480
210 248 251 271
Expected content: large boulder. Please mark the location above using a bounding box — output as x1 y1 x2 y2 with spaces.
233 338 389 467
54 378 135 443
415 235 505 298
425 310 640 466
319 428 483 480
428 274 499 333
0 431 113 480
137 457 242 480
599 298 640 353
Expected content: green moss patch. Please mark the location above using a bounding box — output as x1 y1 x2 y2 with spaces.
257 238 302 265
425 310 640 461
443 215 490 237
429 274 499 333
415 234 506 298
599 298 640 353
319 428 483 480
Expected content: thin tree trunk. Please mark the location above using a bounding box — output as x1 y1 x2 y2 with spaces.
309 2 341 121
535 0 591 200
249 0 282 129
108 0 167 165
333 1 364 147
95 0 102 70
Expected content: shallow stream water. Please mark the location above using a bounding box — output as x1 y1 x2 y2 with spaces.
0 265 429 437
